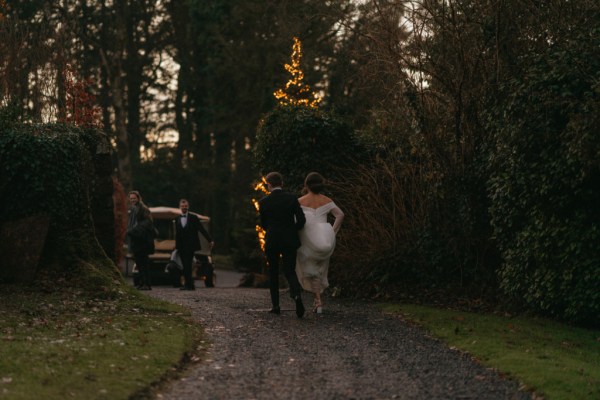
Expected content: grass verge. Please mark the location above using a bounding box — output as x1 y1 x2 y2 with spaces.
380 304 599 400
0 284 202 400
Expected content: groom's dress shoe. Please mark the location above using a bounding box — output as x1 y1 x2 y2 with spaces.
269 307 281 315
295 296 305 318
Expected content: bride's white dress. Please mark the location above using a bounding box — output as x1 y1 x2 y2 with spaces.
296 202 344 293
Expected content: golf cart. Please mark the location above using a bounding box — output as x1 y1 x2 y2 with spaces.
126 206 215 287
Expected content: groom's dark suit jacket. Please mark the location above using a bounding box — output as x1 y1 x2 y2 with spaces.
175 213 212 253
259 189 306 252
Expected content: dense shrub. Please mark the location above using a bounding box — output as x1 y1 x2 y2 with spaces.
486 28 600 324
254 105 363 193
252 104 367 273
328 149 499 301
0 116 120 287
0 124 92 225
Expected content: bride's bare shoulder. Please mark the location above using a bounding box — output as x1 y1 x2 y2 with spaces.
310 195 333 209
298 194 310 205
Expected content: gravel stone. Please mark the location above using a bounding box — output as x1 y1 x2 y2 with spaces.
146 287 530 400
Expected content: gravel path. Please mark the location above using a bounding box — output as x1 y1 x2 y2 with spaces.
146 286 530 400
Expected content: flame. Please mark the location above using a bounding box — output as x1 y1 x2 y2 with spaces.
252 176 269 252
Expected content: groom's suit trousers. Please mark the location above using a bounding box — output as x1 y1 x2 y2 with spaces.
265 247 302 307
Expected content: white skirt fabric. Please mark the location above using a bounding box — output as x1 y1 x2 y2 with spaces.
296 221 336 293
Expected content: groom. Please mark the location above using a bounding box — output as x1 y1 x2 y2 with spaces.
258 172 306 318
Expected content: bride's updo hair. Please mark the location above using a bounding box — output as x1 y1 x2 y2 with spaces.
305 172 325 194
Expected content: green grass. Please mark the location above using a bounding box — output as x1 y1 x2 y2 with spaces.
381 304 600 400
0 285 202 400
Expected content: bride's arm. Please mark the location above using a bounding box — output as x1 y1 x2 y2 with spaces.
330 205 344 234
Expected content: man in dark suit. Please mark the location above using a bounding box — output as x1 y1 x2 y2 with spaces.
175 198 214 290
258 172 306 318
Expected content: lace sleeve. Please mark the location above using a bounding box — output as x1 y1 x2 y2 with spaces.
330 203 344 234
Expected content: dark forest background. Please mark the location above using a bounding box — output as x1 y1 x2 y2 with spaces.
1 0 599 325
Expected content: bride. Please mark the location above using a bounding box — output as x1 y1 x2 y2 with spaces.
296 172 344 314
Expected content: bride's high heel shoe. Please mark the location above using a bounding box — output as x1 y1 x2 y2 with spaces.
313 300 323 314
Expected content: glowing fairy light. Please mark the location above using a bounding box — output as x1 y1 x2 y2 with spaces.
254 177 269 194
255 225 266 252
274 37 321 109
252 176 269 251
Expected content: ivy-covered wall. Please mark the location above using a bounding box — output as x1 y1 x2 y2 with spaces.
0 116 119 288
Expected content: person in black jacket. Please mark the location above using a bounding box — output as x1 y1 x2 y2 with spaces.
258 172 306 318
175 199 214 290
127 205 157 290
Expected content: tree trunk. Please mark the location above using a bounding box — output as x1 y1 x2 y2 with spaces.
174 63 190 162
98 0 133 191
125 4 142 167
210 130 232 249
111 71 133 192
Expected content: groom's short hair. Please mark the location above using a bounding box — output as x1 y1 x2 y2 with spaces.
265 172 283 187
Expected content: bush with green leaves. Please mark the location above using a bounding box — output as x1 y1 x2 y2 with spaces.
254 105 363 193
486 28 600 324
0 114 119 288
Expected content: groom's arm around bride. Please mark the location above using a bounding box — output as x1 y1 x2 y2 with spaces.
258 171 306 318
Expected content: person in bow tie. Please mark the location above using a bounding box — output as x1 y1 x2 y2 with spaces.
258 172 306 318
175 198 214 290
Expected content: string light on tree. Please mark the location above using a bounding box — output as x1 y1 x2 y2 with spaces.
252 177 269 252
257 37 320 254
274 37 321 108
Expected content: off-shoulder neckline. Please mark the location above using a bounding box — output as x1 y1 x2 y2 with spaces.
301 201 334 211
